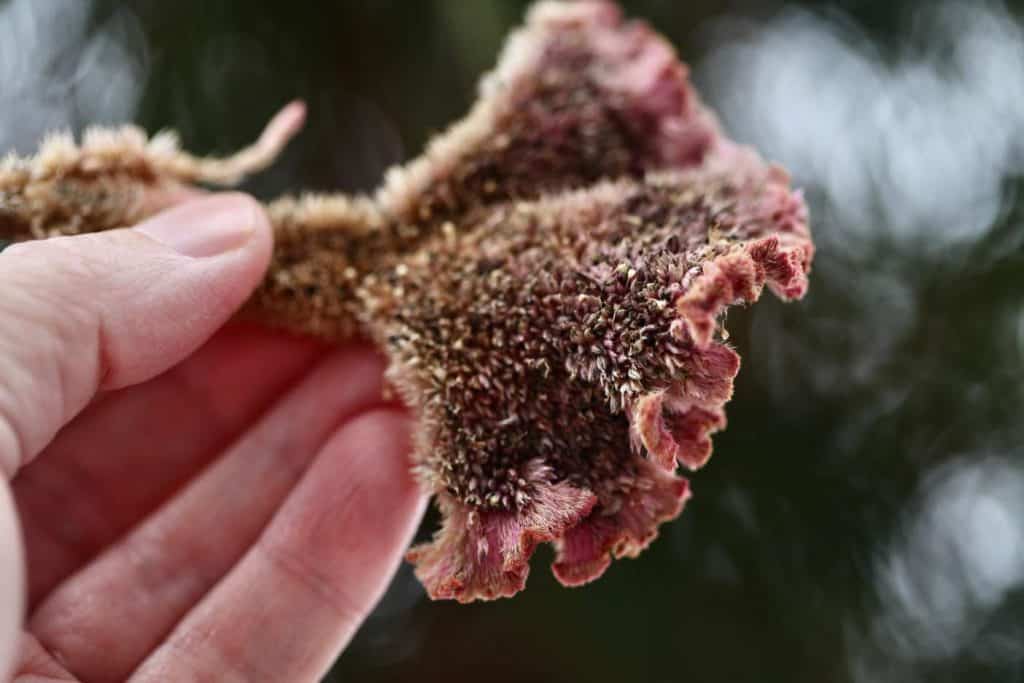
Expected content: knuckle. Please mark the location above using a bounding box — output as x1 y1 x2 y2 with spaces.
256 538 370 625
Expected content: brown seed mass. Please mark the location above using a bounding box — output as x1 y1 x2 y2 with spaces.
0 1 813 602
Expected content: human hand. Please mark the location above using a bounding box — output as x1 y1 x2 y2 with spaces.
0 194 426 682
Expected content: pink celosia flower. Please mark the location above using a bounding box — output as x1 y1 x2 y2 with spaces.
0 0 813 602
397 156 810 601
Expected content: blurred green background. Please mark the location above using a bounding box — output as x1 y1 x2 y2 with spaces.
6 0 1024 681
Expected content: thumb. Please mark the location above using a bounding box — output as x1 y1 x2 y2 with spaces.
0 193 272 478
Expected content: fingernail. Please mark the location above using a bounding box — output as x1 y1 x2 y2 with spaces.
135 194 261 258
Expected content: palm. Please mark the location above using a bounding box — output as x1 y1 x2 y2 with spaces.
9 324 424 682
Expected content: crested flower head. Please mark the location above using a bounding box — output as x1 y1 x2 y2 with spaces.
0 0 814 603
388 151 810 601
367 2 814 601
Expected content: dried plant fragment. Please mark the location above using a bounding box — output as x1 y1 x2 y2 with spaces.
0 1 813 602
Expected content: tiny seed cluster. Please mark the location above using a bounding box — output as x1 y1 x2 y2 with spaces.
367 167 783 513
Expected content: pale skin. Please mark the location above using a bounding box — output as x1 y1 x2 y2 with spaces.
0 193 426 682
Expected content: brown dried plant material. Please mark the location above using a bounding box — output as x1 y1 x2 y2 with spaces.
0 1 813 602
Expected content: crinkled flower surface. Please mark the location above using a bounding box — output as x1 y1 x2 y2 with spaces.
385 1 813 602
0 0 813 602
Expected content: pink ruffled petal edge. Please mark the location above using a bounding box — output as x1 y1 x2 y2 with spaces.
625 160 812 472
678 235 811 350
552 457 691 586
629 342 740 471
407 460 597 603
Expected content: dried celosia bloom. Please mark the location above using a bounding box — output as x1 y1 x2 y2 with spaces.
0 1 813 602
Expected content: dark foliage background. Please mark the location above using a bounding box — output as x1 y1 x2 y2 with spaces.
4 0 1024 681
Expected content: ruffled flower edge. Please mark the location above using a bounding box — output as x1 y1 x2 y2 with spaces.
629 228 813 473
551 459 691 586
628 343 739 472
407 461 598 603
408 458 691 600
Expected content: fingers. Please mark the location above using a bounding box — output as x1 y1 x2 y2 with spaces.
28 347 391 683
0 193 272 478
14 324 323 606
10 633 77 681
0 482 24 680
129 410 424 683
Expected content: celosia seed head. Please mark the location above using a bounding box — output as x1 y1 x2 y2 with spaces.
369 1 814 601
0 0 814 603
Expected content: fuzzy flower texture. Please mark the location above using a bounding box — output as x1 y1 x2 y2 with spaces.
0 1 812 602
